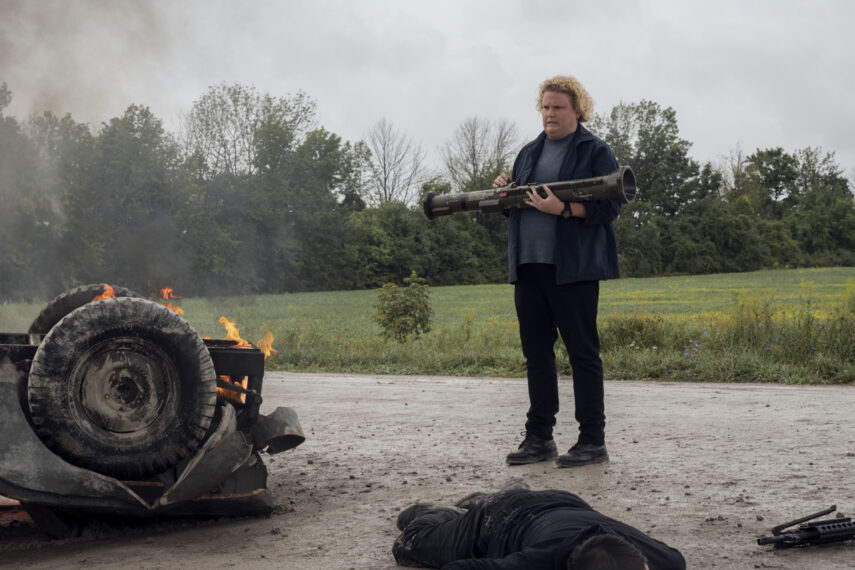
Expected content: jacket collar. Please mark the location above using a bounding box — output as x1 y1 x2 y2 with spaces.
519 124 594 184
529 123 594 148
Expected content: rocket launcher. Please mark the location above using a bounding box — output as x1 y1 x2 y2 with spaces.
423 166 636 220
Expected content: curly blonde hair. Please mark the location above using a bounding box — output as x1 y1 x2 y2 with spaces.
536 75 594 123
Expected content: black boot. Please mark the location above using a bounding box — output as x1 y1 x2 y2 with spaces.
555 443 609 468
506 433 558 465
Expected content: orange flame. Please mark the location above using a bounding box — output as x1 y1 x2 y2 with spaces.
92 284 116 301
160 287 184 314
217 374 248 404
218 316 251 347
256 329 278 359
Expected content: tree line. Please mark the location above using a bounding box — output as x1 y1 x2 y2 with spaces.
1 81 853 302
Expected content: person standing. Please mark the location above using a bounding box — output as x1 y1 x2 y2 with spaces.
494 76 622 468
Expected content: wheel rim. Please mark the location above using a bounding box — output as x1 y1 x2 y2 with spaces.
69 336 180 437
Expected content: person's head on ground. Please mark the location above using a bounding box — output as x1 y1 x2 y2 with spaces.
567 533 649 570
537 75 593 140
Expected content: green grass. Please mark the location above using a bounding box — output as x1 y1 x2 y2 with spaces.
2 267 854 383
600 266 855 318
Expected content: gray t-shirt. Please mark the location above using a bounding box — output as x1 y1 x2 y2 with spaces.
517 132 574 265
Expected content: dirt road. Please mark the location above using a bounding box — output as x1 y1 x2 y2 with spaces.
2 372 855 569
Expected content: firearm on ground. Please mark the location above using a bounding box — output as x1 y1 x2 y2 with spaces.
422 166 637 220
757 505 855 548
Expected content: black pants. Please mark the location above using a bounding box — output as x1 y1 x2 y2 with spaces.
514 264 604 445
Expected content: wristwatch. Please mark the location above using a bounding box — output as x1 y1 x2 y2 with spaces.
561 201 573 219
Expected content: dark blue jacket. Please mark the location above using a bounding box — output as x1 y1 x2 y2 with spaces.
507 124 621 284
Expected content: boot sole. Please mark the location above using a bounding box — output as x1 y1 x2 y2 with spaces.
555 454 609 468
506 452 558 466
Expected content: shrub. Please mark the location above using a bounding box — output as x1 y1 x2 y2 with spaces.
374 271 433 343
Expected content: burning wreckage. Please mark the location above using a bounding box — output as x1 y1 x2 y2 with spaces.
0 284 305 538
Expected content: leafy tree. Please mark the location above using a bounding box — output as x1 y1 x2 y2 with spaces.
176 90 371 294
26 111 95 174
0 85 48 299
270 128 367 291
0 85 74 300
349 202 424 286
613 202 665 276
339 207 394 289
747 147 799 210
180 171 276 294
791 147 848 198
592 101 748 275
687 199 768 272
60 105 183 293
724 145 854 267
784 149 855 265
590 101 705 219
181 83 316 177
420 214 506 284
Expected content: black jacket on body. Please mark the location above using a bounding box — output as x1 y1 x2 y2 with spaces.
394 489 686 570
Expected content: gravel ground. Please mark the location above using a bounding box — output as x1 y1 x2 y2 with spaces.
2 372 855 569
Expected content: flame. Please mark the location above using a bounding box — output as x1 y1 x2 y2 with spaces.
218 316 251 347
217 374 248 404
160 286 184 314
92 284 116 301
256 329 278 359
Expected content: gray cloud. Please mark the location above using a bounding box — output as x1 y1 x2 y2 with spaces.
1 0 853 177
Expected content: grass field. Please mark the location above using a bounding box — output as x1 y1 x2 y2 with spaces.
2 267 854 383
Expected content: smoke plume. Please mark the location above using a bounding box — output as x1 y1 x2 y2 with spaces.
0 0 180 123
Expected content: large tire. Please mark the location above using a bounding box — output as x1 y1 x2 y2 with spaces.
27 297 218 480
28 283 141 335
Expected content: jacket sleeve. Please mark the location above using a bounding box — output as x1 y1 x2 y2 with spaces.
439 541 686 570
582 140 622 225
440 546 555 570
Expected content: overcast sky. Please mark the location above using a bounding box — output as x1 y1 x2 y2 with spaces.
2 0 853 180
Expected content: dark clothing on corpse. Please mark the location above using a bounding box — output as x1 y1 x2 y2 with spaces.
393 489 686 570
